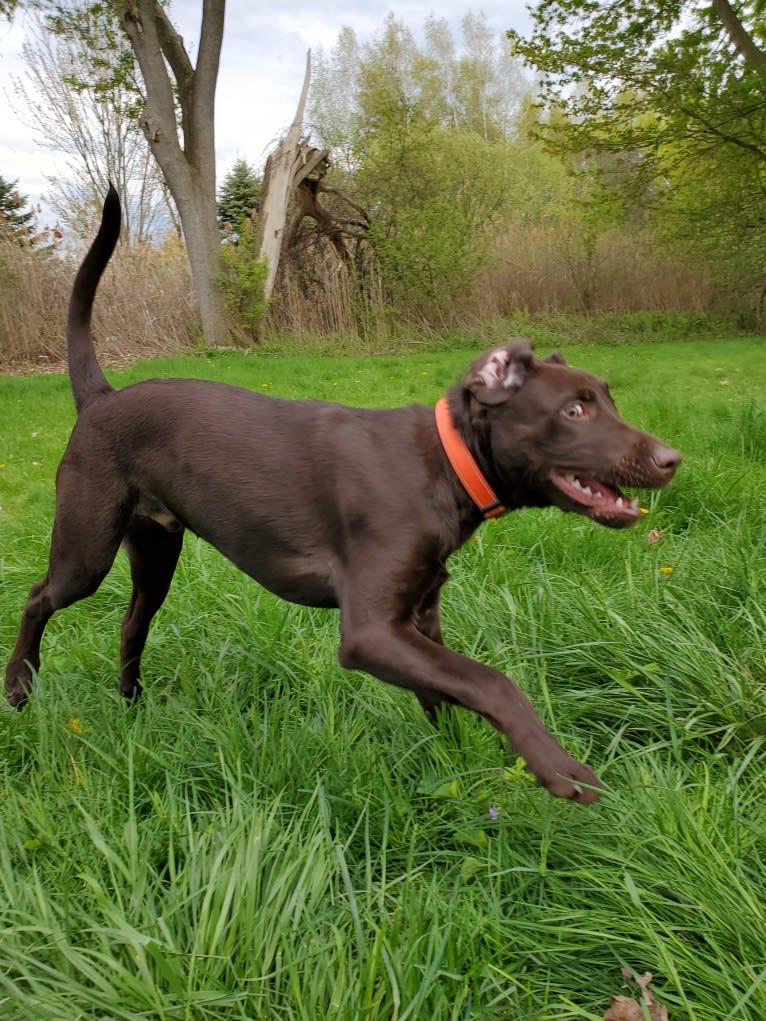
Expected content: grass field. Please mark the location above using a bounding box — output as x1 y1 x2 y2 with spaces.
1 337 765 1020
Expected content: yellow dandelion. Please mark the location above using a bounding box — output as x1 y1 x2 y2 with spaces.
659 566 673 576
68 717 84 734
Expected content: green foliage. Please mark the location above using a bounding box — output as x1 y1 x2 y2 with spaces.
312 12 531 154
516 309 744 347
311 16 541 322
44 1 144 117
2 340 766 1018
509 0 766 151
645 139 766 313
218 216 270 340
508 0 766 313
217 157 262 230
301 8 766 326
363 128 514 318
0 173 35 244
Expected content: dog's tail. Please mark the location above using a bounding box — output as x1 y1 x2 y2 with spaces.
67 184 120 413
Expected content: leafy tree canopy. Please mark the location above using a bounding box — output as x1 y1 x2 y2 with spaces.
507 0 766 166
309 12 550 320
311 12 530 166
508 0 766 305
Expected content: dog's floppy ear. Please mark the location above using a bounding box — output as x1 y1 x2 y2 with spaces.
463 340 535 405
544 351 567 366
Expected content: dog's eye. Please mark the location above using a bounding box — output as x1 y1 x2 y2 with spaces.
564 402 585 419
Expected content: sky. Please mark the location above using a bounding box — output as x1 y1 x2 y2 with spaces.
0 1 532 221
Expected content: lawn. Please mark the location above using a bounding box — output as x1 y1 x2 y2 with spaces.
1 337 765 1020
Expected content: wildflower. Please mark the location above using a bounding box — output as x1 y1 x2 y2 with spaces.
488 804 498 820
68 717 84 734
640 507 650 515
659 566 673 576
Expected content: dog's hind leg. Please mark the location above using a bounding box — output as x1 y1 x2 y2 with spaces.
5 574 57 708
5 465 129 708
6 542 124 708
119 519 184 700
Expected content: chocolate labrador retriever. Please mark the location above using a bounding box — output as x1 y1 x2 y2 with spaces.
5 187 681 804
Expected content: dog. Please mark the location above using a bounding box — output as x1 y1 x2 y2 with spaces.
5 187 680 804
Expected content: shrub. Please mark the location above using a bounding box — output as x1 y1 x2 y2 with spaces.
219 217 270 341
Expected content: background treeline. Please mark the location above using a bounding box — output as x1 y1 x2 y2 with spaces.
1 9 763 366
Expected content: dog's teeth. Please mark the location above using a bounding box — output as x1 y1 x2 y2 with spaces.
631 498 639 511
582 485 593 496
616 497 624 509
566 473 577 485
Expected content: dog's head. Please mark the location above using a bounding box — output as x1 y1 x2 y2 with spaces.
459 339 680 528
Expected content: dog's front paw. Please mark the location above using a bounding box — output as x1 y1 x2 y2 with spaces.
540 757 602 804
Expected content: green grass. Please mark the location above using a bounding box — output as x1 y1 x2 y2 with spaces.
1 337 765 1019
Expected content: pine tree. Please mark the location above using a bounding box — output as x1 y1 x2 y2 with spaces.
217 158 262 231
0 174 36 244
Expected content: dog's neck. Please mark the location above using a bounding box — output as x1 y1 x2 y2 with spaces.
435 397 506 519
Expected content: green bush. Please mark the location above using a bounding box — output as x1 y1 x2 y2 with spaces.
218 217 270 340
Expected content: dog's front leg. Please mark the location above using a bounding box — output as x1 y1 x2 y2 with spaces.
338 611 601 804
411 585 461 721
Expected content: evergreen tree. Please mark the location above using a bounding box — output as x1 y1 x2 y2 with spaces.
217 158 262 231
0 174 35 244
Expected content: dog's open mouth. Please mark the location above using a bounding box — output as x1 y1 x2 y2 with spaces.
549 471 641 527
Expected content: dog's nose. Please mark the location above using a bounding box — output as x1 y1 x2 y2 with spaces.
652 444 682 474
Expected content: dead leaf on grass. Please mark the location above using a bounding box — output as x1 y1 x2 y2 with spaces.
603 968 669 1021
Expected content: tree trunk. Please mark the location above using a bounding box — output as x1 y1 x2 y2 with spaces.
122 0 239 346
258 50 312 300
711 0 766 80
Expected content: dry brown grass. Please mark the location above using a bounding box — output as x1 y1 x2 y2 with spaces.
476 221 712 316
269 220 717 342
269 249 392 347
0 235 196 372
0 220 726 371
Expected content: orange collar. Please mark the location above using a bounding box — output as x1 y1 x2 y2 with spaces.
434 397 506 518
